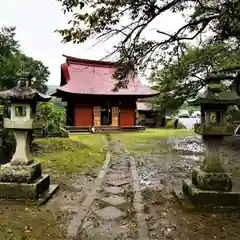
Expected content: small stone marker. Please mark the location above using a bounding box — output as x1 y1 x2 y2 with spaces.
104 186 125 195
102 195 126 206
94 206 125 220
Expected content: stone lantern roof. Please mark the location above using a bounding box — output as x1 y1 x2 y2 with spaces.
0 73 51 102
188 74 240 106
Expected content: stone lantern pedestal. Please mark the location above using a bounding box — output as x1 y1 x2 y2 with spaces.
173 77 240 209
0 75 58 203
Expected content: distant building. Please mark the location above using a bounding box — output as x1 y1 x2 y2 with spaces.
136 100 163 127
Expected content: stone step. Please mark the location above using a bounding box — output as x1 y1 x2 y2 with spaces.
94 206 125 220
101 195 127 207
104 186 125 195
105 177 131 187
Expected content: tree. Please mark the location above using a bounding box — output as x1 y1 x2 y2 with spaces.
56 0 240 86
15 53 49 93
149 41 240 114
0 26 19 57
0 26 49 93
0 26 50 157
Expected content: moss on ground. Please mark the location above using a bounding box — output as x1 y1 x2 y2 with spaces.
110 128 194 152
33 134 107 175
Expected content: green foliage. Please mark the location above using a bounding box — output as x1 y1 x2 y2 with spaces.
188 106 200 116
0 26 49 92
150 42 240 114
0 26 19 57
36 98 69 137
227 106 240 123
56 0 240 84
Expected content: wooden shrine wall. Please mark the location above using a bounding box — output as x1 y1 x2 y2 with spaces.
74 104 93 126
71 96 137 127
119 100 136 126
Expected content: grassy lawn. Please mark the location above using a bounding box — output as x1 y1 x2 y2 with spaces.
0 134 108 240
110 128 194 151
33 133 107 175
32 129 194 174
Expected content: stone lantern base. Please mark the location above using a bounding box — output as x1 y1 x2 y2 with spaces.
173 171 240 211
173 134 240 210
173 179 240 211
0 162 58 204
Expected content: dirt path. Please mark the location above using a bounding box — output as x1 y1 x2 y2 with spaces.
67 141 148 240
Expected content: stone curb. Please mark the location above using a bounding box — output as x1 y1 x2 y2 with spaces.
67 140 113 237
120 143 149 240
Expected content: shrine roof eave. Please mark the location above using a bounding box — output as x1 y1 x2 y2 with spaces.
51 88 159 98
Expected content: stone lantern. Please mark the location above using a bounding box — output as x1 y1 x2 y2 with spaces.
173 75 240 208
0 73 58 202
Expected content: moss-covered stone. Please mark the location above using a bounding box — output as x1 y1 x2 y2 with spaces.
192 167 232 191
194 123 234 136
182 179 240 206
0 162 42 183
0 174 50 199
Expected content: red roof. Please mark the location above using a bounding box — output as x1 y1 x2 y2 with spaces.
56 55 159 96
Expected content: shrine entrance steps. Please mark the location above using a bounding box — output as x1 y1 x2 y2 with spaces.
66 125 146 133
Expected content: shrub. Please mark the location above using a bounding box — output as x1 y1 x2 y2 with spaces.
36 99 69 138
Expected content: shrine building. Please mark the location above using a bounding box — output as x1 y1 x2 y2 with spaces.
53 55 159 130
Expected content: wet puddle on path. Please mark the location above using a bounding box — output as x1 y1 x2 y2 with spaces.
134 135 240 240
137 136 204 191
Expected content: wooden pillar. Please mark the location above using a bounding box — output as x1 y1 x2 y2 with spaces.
93 106 101 126
112 106 119 126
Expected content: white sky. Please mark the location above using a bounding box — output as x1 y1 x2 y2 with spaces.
0 0 185 86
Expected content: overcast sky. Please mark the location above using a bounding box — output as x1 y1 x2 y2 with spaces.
0 0 184 86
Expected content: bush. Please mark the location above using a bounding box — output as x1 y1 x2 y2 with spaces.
36 99 69 138
165 119 186 129
0 104 16 161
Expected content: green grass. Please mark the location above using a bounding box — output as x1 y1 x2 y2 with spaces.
33 134 107 175
110 128 194 152
32 129 194 173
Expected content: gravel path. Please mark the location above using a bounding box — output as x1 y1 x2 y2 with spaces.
134 136 240 240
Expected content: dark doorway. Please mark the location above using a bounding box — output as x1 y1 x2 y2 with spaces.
101 100 112 125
